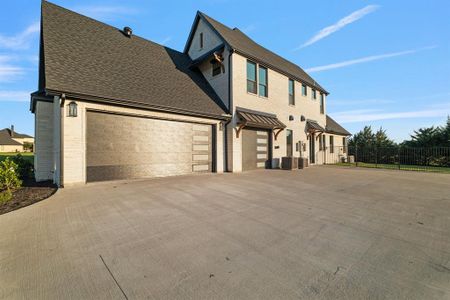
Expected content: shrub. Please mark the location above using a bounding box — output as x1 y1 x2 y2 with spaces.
0 158 22 193
0 190 12 204
11 154 34 181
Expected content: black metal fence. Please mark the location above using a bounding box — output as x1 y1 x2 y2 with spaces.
327 146 450 173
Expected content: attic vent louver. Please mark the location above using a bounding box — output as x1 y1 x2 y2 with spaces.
123 27 132 37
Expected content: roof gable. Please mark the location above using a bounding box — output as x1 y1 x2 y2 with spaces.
194 12 328 94
326 115 351 136
40 2 228 119
0 129 27 146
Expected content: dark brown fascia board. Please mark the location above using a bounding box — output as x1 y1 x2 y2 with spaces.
233 49 329 95
44 89 231 121
183 11 232 54
30 91 53 113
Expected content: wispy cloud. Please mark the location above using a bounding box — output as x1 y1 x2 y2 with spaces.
73 5 138 21
0 91 31 102
0 55 24 82
158 36 172 46
330 98 395 106
295 5 379 50
333 105 450 124
305 46 437 73
0 22 40 50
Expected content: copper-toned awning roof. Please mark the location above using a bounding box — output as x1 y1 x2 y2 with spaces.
237 107 286 129
306 120 325 133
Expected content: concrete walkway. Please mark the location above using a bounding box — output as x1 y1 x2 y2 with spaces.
1 167 449 299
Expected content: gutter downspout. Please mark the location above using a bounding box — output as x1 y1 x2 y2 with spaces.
224 49 234 172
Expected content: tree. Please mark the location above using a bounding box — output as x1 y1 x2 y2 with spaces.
402 126 440 147
375 127 396 148
348 126 375 149
348 126 396 149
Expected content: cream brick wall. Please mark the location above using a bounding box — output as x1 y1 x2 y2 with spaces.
187 18 223 60
34 101 54 181
231 53 328 167
62 100 225 185
0 145 23 152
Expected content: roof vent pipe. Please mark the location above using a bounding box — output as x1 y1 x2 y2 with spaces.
10 125 14 137
123 27 132 37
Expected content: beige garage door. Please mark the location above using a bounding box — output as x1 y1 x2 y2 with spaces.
86 111 213 182
242 128 269 171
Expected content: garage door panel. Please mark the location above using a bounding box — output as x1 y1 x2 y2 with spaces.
242 128 269 171
86 111 212 182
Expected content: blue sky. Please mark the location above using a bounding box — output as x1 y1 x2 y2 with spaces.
1 0 449 141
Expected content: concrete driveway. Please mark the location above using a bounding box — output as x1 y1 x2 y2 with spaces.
1 167 449 299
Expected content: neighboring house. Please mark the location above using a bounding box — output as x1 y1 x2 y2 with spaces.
31 2 350 186
0 126 34 153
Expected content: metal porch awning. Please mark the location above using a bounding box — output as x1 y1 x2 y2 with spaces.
236 107 286 139
306 120 325 134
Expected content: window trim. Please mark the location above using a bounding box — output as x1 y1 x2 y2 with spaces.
320 93 324 114
302 84 307 97
288 79 295 105
246 60 257 94
330 135 334 153
286 129 293 157
258 66 268 97
199 32 204 49
312 89 317 100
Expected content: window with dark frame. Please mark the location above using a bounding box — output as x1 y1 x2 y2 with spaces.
212 61 221 76
343 137 346 153
258 66 268 97
286 129 293 157
289 79 295 105
302 84 307 96
247 60 257 94
312 89 317 100
330 135 334 153
319 134 323 150
199 32 203 49
320 93 324 114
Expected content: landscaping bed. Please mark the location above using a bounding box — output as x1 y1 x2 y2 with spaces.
0 180 57 215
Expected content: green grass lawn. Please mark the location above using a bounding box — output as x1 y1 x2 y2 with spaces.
333 162 450 174
0 153 34 163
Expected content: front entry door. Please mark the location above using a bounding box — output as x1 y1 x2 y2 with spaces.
309 134 315 164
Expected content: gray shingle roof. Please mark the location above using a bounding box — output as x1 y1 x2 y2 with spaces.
326 115 351 136
193 12 327 94
40 2 228 119
0 129 29 146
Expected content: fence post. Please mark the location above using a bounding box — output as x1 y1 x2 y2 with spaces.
355 145 358 167
375 147 378 168
398 147 401 170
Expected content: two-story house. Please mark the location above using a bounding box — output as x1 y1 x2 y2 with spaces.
31 2 350 185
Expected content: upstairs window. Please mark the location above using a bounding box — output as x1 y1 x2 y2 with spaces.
302 84 307 96
312 89 317 100
199 32 204 49
320 93 324 114
288 79 295 105
212 61 221 76
247 61 257 94
258 66 268 97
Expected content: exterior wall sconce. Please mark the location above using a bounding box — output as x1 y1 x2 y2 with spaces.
68 101 78 117
300 115 306 122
